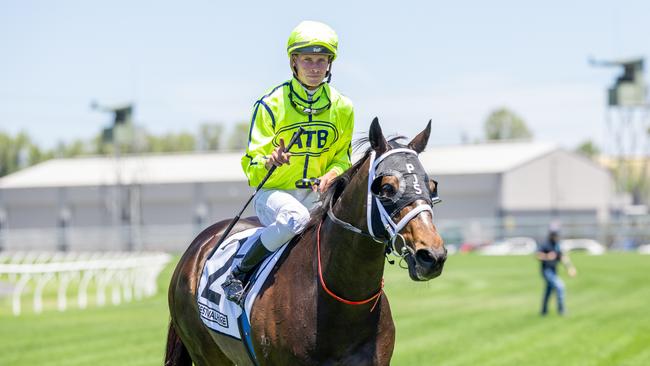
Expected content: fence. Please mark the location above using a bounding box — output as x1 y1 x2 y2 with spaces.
0 251 171 316
435 214 650 249
2 214 650 254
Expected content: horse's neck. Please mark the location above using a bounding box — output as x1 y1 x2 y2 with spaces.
318 195 386 302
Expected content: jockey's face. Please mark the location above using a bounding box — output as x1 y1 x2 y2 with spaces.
292 53 330 89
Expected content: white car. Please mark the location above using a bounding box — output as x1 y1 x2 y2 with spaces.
638 244 650 255
560 239 606 255
479 237 537 256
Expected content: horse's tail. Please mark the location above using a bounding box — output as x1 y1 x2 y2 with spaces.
164 320 192 366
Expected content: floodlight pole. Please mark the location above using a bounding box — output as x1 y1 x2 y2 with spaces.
92 101 136 251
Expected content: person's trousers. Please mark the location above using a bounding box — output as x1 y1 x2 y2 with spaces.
252 189 320 251
541 268 565 315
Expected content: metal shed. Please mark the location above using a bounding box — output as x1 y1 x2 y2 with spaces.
0 142 614 251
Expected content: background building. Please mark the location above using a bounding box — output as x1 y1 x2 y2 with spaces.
0 142 615 252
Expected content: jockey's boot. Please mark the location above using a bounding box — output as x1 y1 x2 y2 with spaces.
222 237 272 305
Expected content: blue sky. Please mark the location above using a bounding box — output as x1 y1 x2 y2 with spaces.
1 0 649 151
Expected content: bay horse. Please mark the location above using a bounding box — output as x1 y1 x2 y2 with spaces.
165 118 447 365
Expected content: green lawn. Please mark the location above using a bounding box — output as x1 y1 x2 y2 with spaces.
1 253 649 365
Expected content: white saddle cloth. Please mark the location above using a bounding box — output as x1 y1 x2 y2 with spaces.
197 227 289 339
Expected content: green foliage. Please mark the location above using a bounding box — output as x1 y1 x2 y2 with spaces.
484 107 533 141
55 139 90 158
145 132 196 153
0 123 228 177
228 121 250 151
1 254 649 365
0 131 51 176
198 123 223 151
575 140 601 159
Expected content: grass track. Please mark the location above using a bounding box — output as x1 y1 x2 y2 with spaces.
1 253 648 365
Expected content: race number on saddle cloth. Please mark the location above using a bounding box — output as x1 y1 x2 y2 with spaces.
197 228 290 340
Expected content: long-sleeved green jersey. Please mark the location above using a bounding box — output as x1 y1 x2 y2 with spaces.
241 78 354 189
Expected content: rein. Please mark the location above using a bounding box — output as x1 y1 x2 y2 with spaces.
315 147 440 312
317 221 384 312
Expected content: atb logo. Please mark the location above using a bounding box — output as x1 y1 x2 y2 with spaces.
273 121 340 157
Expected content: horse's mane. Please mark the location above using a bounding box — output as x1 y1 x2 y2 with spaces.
306 136 407 231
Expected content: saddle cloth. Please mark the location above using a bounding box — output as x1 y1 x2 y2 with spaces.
197 227 289 340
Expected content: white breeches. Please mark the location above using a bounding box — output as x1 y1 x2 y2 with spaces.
253 189 320 251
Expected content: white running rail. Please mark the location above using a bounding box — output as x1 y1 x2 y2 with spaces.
0 251 171 316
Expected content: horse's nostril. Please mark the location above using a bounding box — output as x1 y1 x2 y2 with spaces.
415 249 435 264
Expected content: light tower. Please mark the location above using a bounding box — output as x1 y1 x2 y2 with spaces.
591 57 650 206
91 101 141 250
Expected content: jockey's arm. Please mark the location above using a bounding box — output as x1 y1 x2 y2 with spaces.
242 102 278 186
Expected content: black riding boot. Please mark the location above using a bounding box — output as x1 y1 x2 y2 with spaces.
222 237 272 305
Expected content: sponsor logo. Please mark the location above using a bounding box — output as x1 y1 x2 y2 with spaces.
272 121 339 157
198 303 229 328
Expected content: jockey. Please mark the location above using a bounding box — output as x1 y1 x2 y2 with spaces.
223 20 355 304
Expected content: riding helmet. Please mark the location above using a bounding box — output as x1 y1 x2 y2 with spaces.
287 21 338 61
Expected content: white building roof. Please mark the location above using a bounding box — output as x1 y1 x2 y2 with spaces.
0 142 558 189
419 141 557 175
0 152 245 188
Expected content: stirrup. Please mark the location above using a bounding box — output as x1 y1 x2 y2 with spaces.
222 274 245 305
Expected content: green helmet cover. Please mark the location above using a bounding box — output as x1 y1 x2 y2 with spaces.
287 21 338 61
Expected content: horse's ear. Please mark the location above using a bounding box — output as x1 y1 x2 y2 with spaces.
369 117 388 154
408 120 431 153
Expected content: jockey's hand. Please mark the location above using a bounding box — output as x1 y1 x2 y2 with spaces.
265 138 292 170
316 170 338 193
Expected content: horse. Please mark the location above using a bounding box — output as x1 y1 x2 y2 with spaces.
165 118 447 365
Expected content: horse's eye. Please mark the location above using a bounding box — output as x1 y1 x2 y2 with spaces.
382 183 396 197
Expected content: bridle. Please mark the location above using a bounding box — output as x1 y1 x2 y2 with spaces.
326 147 441 258
318 147 441 311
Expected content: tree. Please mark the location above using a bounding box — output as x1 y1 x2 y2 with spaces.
484 108 533 141
575 140 600 159
228 121 250 151
0 130 50 177
198 123 223 151
146 131 196 153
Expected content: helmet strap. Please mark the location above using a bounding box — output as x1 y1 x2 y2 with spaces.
326 63 332 83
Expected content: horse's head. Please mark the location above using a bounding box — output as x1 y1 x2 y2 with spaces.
366 117 447 281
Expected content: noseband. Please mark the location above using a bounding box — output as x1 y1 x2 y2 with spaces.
327 148 441 258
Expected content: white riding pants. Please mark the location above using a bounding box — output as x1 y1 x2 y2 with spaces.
253 189 320 251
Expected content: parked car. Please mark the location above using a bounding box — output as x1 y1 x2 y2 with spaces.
479 237 537 256
560 239 606 255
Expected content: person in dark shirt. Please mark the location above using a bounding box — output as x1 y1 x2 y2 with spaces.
536 229 577 315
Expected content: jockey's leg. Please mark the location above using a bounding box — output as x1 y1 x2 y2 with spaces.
222 236 271 304
223 189 315 304
255 189 317 248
